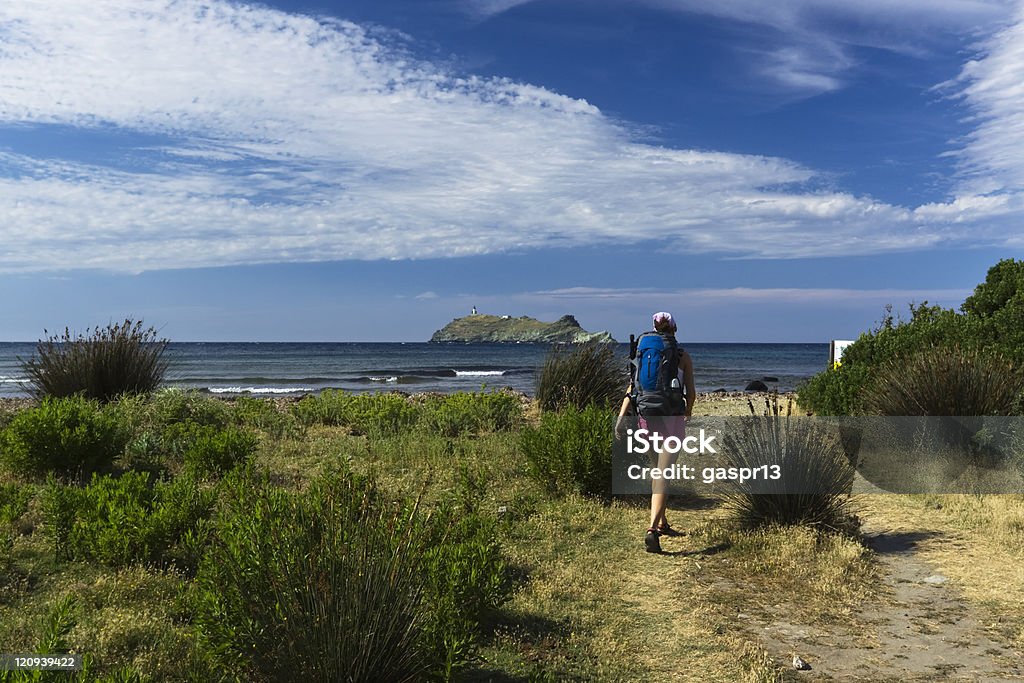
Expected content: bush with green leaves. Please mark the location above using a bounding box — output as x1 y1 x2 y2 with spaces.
417 390 523 437
231 395 298 438
158 422 257 479
20 319 168 402
291 390 421 436
42 471 215 571
192 468 507 683
0 482 35 529
800 260 1024 416
0 396 127 480
721 402 856 532
520 404 614 499
148 389 232 429
535 341 625 412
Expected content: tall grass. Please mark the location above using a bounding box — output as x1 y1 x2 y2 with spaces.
21 320 169 402
535 341 625 412
722 397 856 531
864 344 1024 416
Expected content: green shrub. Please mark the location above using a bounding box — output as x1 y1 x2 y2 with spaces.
417 390 523 437
0 482 35 529
42 472 215 571
20 319 168 402
0 595 148 682
192 469 506 682
231 396 298 438
156 423 257 479
798 259 1024 417
799 303 981 416
535 341 625 412
291 390 421 436
796 362 870 416
0 396 127 480
520 404 614 499
721 400 856 531
864 345 1024 417
148 389 231 429
0 530 12 583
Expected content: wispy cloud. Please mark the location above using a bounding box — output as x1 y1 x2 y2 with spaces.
944 3 1024 194
0 0 1018 274
464 0 1013 95
534 286 971 306
916 3 1024 225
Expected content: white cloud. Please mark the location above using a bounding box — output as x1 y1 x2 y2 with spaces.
534 286 971 306
911 3 1024 226
465 0 1014 95
945 3 1024 194
0 0 1017 274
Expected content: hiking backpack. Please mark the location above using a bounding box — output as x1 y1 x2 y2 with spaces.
629 331 685 416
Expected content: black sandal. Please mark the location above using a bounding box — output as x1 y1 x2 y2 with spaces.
644 528 662 553
656 521 682 537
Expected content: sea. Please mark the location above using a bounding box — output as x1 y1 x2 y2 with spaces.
0 342 830 399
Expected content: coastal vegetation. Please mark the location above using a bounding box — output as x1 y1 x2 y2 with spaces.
3 280 1024 679
533 340 624 412
798 258 1024 416
2 387 1023 679
20 320 168 403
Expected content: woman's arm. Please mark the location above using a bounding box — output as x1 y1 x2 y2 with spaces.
680 350 696 417
617 393 632 418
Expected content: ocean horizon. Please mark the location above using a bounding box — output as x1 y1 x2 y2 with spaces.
0 341 830 399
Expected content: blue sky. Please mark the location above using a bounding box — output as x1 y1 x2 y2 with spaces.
2 0 1024 342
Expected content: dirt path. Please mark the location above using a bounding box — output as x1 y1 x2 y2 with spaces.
748 519 1024 681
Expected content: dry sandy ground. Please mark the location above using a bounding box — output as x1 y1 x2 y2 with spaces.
698 394 1023 681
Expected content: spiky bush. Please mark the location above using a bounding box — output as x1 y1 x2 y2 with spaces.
864 345 1024 417
21 319 169 403
535 341 625 412
520 404 614 499
722 398 856 531
192 469 507 682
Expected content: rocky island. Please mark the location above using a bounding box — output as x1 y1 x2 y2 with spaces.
430 313 616 344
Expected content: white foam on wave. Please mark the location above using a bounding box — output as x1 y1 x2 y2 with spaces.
455 370 505 377
208 386 312 394
0 376 30 383
368 376 399 383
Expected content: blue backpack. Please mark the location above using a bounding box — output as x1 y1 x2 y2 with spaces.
630 331 685 416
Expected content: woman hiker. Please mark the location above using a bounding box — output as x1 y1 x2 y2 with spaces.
617 311 696 553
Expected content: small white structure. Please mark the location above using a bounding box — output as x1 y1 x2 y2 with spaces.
830 340 854 367
472 306 478 315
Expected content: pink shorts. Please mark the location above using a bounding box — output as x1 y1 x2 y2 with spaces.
638 414 687 440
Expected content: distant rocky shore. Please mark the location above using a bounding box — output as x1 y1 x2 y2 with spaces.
429 313 615 344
